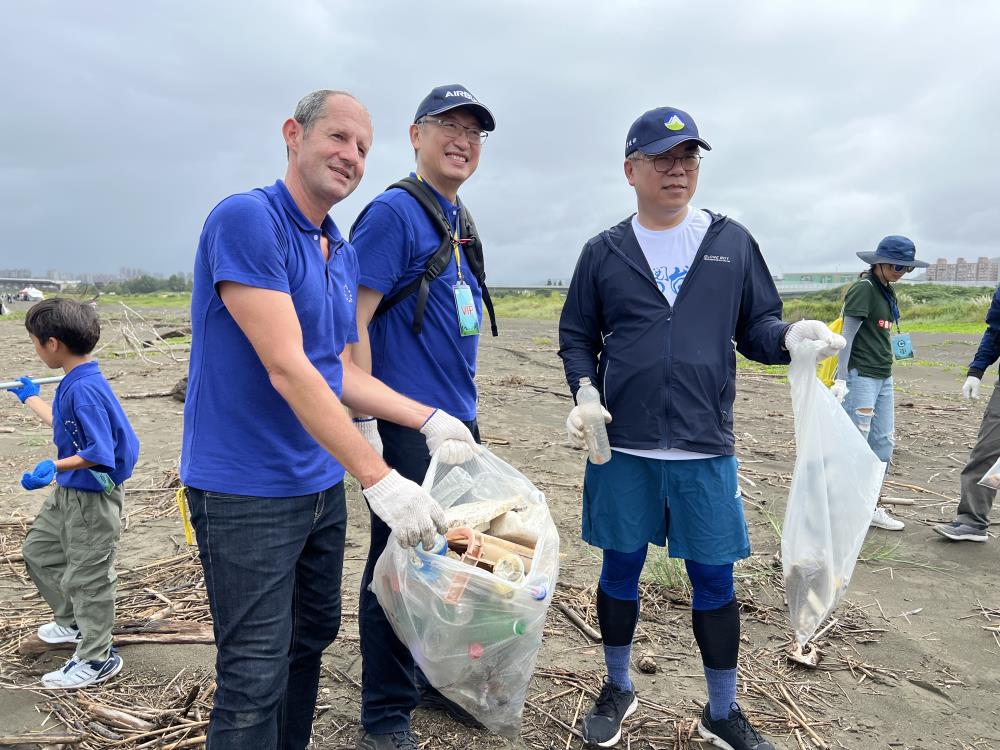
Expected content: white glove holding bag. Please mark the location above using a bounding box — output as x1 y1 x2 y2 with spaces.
363 469 448 549
830 379 849 403
419 409 480 464
565 404 612 449
353 418 383 457
963 375 981 400
785 320 847 360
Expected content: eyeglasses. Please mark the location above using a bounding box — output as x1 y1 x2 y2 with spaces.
892 264 912 273
633 153 702 173
418 117 488 145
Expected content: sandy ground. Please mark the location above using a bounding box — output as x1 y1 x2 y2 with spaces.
1 305 999 749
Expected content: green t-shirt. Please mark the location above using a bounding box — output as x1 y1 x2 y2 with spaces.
843 275 896 379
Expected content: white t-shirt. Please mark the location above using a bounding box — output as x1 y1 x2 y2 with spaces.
615 208 717 461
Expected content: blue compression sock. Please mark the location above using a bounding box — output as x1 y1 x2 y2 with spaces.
603 643 634 692
704 666 737 720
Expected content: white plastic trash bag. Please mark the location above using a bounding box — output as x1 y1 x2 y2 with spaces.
782 340 883 646
371 447 560 737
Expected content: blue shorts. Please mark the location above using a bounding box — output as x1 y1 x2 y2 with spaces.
582 452 750 565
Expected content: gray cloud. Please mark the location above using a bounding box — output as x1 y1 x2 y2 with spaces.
2 0 998 283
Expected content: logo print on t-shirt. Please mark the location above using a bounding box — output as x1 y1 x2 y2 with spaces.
343 284 354 304
653 265 689 296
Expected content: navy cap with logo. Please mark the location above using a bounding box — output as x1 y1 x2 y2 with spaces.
856 235 928 268
413 84 496 132
625 107 711 158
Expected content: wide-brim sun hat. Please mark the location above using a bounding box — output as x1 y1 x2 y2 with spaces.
856 235 928 268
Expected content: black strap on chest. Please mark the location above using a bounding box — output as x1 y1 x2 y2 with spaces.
355 176 497 336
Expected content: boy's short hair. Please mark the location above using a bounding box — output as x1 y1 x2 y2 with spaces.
25 298 101 355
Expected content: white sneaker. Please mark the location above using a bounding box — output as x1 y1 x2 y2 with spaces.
37 622 81 644
41 653 123 689
871 506 904 531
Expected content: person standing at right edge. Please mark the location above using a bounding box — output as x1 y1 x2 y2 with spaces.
559 106 844 749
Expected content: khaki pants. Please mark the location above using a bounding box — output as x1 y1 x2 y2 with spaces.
22 485 123 662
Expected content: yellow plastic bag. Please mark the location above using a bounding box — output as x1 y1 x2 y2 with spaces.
816 316 843 387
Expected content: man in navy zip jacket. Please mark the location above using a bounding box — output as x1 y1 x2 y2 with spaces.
559 107 844 750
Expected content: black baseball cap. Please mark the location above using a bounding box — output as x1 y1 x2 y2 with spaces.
413 84 496 132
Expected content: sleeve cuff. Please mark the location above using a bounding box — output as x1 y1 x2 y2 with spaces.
968 368 986 379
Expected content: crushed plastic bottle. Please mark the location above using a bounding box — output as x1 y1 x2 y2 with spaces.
576 377 612 464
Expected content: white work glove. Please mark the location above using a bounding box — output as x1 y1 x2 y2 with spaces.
963 375 981 400
363 469 448 549
830 379 848 403
785 320 846 360
566 404 612 449
353 418 383 457
419 409 479 464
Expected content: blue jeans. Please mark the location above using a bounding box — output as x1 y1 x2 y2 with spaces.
187 484 347 750
842 369 895 463
359 419 478 734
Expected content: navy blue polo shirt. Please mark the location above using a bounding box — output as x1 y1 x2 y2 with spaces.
181 180 360 496
52 361 140 491
352 175 482 421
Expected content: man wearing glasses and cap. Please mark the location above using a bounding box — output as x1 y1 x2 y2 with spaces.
559 107 844 749
348 84 495 749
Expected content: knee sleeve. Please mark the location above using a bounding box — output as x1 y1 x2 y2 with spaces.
599 547 647 600
691 599 740 670
597 547 646 647
685 560 734 611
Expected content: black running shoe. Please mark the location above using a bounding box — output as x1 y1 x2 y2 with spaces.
356 730 418 750
417 685 484 728
580 679 638 747
698 703 775 750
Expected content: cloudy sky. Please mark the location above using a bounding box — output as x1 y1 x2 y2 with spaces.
4 1 999 283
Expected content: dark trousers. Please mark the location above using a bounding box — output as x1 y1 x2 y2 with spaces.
359 418 479 734
958 385 1000 528
187 484 347 750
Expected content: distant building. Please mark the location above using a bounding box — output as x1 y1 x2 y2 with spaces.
926 257 998 283
775 272 857 285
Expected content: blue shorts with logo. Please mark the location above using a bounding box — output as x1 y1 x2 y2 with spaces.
582 452 750 565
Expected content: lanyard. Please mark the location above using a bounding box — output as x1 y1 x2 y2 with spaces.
873 276 901 333
416 173 465 284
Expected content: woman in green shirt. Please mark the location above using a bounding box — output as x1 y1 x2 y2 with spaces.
832 236 928 531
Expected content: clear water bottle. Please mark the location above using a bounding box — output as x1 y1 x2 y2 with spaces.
576 378 612 464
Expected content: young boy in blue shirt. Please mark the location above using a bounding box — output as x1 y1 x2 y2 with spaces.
7 298 140 689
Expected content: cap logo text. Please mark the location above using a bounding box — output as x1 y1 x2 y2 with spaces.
445 90 478 103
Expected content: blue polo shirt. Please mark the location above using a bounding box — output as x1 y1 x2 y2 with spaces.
351 175 482 421
181 180 359 497
52 361 140 492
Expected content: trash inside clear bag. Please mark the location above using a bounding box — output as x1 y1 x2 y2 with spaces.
977 456 1000 490
371 447 560 737
782 341 883 646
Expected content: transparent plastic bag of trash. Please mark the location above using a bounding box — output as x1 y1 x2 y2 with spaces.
977 455 1000 490
371 447 560 737
782 340 883 647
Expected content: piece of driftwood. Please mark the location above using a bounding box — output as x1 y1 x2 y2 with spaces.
444 499 519 531
0 735 82 746
19 620 214 656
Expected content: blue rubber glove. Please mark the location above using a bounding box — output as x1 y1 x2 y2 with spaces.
21 460 56 490
7 376 40 403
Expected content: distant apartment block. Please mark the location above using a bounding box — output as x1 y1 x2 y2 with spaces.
926 257 998 283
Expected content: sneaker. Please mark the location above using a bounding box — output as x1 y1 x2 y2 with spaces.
870 506 904 531
356 730 418 750
698 703 775 750
417 685 484 728
933 521 988 542
41 652 123 689
580 679 638 747
37 622 81 644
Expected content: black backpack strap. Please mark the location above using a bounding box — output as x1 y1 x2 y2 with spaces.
363 176 498 336
458 202 498 337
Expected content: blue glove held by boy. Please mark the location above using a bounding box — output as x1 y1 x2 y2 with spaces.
21 460 56 490
7 376 40 403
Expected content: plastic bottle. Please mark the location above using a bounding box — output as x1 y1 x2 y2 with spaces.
576 378 612 464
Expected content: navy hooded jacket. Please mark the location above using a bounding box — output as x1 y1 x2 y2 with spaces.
558 212 790 456
967 284 1000 379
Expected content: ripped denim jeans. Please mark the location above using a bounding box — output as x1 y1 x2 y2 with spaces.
842 369 895 463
